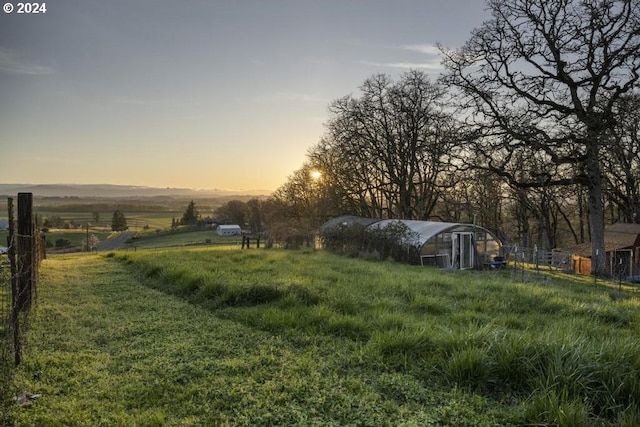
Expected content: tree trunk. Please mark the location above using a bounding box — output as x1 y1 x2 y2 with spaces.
577 186 586 243
586 168 606 276
516 189 530 248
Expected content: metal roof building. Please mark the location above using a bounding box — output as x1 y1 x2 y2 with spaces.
321 216 502 270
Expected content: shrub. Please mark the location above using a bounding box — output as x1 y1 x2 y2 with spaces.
55 238 72 248
321 221 420 264
321 222 368 256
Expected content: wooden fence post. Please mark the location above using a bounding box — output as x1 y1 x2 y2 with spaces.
17 193 34 312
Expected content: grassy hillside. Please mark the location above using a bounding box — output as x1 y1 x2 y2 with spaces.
7 248 640 426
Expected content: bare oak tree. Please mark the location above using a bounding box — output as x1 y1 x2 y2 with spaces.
319 71 456 220
267 162 339 236
605 93 640 223
441 0 640 274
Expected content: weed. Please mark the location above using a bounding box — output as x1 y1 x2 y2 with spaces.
525 388 591 427
445 347 491 391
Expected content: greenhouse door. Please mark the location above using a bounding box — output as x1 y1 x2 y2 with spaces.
452 232 474 270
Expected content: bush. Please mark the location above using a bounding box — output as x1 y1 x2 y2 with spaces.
55 238 72 248
321 221 419 263
321 222 368 256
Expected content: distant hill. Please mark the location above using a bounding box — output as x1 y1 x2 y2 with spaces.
0 184 271 198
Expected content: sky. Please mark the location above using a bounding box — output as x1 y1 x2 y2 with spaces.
0 0 491 193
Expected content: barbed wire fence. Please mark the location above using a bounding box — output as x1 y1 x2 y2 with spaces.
1 193 41 419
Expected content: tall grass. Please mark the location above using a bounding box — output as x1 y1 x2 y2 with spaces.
103 247 640 426
12 253 523 427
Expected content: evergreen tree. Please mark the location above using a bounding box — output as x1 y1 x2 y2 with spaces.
181 200 199 225
111 210 128 232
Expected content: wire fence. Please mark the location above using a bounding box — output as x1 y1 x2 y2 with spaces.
502 244 640 289
1 193 42 418
501 245 560 283
503 245 571 269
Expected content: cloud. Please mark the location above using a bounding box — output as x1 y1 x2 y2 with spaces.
361 60 442 70
0 48 55 75
401 44 441 56
361 43 444 71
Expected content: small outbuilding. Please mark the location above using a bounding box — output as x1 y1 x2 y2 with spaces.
216 224 242 236
321 215 502 270
567 222 640 278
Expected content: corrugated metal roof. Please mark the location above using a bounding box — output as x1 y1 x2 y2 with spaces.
322 216 496 248
370 219 465 246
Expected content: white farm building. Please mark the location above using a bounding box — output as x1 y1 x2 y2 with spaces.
216 224 242 236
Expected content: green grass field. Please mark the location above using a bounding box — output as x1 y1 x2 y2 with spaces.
126 229 241 250
6 247 640 426
44 229 113 248
34 210 178 231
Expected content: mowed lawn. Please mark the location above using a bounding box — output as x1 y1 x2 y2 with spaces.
8 248 640 426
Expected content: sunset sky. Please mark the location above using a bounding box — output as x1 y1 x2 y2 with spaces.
1 0 490 193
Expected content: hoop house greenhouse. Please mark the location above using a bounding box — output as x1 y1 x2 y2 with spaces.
321 215 503 270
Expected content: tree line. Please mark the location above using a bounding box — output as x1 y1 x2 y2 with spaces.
38 0 636 274
263 0 640 275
